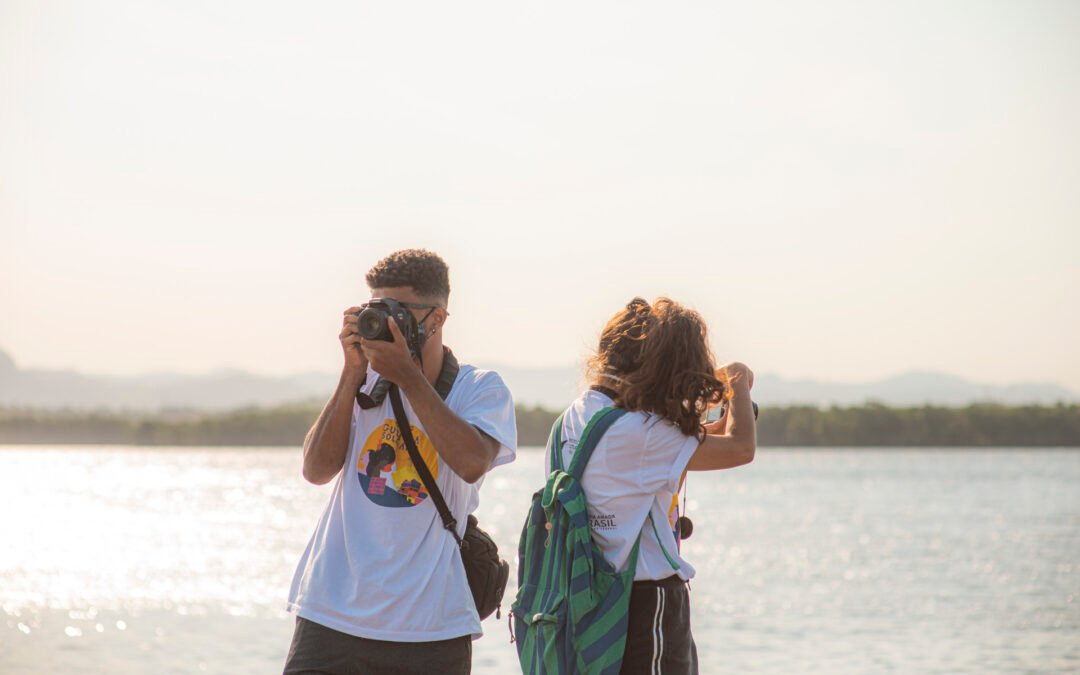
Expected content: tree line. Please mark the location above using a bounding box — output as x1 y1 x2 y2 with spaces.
1 402 1077 447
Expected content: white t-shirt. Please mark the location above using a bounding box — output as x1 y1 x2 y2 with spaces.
287 361 517 641
546 389 700 581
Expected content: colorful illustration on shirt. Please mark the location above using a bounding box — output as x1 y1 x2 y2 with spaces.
356 418 439 508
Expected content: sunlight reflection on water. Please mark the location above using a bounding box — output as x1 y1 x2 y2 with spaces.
2 446 1078 673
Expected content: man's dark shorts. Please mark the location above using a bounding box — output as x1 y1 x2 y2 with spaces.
283 616 472 675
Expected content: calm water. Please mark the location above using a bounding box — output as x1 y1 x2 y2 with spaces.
1 447 1078 674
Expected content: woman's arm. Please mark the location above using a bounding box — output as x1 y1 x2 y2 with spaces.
686 362 756 471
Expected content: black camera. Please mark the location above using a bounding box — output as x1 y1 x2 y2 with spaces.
357 298 421 350
706 400 760 423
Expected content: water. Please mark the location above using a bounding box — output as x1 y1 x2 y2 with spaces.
1 447 1078 674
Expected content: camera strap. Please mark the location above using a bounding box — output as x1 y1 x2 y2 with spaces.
387 380 465 549
358 348 459 409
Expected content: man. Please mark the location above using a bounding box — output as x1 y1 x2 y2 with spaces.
284 249 517 674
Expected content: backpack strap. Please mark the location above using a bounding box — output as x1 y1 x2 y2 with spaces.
647 512 682 571
551 405 680 573
570 406 682 572
548 406 625 476
567 407 627 480
547 412 567 473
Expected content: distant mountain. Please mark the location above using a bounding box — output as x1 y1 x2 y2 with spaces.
0 349 331 411
488 365 1079 408
752 371 1079 407
0 349 1074 411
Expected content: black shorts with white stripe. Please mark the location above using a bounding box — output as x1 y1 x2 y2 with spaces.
620 575 698 675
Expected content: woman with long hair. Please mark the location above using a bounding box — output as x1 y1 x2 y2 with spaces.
550 296 756 674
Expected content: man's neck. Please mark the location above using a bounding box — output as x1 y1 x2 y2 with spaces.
418 337 446 387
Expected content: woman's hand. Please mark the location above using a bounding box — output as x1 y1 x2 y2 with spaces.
691 361 757 471
718 361 754 392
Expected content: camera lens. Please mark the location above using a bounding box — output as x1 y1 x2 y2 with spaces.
357 307 387 340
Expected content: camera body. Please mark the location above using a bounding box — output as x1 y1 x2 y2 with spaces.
356 298 423 356
705 400 760 423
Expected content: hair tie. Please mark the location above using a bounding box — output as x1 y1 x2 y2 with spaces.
601 370 628 384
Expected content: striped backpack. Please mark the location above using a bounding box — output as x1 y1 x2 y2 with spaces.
512 406 657 675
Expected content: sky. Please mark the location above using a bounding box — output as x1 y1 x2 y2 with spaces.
1 1 1078 390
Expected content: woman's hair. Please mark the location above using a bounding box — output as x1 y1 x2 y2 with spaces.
587 297 725 437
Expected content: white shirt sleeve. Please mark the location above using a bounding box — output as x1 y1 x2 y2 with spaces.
639 417 700 493
458 370 518 469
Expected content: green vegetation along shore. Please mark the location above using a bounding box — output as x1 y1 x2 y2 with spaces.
1 403 1078 447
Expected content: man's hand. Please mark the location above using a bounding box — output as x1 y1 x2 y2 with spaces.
360 319 423 388
339 306 369 380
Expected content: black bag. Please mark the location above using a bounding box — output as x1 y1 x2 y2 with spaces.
388 384 510 620
461 514 511 620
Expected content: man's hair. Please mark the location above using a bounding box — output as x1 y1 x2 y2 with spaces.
365 249 450 303
587 297 725 438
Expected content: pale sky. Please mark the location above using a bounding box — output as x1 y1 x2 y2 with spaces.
1 1 1078 390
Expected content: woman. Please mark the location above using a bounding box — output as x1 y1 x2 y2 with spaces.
549 297 757 674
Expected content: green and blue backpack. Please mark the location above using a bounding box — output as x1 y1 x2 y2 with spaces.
511 406 680 675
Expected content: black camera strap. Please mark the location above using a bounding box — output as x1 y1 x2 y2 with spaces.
387 380 465 549
358 348 459 409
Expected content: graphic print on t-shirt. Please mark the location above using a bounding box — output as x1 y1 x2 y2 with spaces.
356 418 439 507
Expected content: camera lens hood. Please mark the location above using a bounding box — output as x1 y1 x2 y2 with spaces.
357 305 391 340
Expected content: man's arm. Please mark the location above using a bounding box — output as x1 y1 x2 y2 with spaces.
301 306 369 485
686 362 757 471
302 370 363 484
362 320 500 484
398 373 500 484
